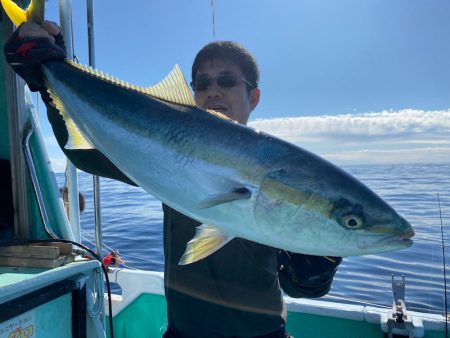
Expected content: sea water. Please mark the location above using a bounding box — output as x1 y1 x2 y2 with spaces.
56 162 450 315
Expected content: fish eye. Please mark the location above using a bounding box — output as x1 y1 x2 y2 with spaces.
341 214 364 229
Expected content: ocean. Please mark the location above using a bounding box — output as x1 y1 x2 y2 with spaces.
56 162 450 316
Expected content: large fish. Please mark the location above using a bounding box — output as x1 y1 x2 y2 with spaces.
2 0 414 264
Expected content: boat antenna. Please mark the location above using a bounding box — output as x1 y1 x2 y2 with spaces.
438 193 448 334
211 0 216 39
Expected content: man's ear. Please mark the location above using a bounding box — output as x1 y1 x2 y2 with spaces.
249 87 260 111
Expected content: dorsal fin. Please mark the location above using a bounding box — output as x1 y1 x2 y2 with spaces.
66 60 196 107
144 64 196 106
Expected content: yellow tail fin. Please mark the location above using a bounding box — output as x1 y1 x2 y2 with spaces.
0 0 45 26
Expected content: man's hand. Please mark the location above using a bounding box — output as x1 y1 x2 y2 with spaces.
278 252 342 298
4 21 66 91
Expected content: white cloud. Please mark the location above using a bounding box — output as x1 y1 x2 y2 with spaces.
249 109 450 164
324 147 450 164
44 108 449 168
250 109 450 139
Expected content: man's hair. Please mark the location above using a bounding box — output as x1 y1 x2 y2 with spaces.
191 41 260 90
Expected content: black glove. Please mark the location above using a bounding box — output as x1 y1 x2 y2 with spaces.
4 23 66 92
278 252 342 298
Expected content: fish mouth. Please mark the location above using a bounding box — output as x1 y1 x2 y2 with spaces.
357 230 415 250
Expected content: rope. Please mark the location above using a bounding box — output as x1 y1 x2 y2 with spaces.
81 232 163 267
82 231 114 252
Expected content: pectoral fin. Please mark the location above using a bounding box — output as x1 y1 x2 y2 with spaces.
197 187 251 209
179 225 234 265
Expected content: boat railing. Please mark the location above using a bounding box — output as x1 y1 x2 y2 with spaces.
22 122 59 239
107 267 447 338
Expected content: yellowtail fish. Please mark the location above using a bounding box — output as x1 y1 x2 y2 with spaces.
1 0 414 264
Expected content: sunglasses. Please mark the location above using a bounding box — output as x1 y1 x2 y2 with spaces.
190 74 253 92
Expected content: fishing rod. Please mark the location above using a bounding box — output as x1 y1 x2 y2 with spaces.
438 193 448 335
211 0 216 38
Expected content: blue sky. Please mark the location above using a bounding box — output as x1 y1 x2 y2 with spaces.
35 0 450 171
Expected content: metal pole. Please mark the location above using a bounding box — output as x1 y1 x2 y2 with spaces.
59 0 81 242
86 3 106 330
87 0 95 67
87 0 104 259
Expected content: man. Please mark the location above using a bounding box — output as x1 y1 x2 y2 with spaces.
5 22 342 338
59 187 85 216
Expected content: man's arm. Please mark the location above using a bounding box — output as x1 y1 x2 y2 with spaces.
278 251 342 298
4 22 136 186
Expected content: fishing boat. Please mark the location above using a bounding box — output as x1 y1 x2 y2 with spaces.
0 1 448 337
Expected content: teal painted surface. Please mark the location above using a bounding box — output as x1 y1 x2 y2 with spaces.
25 92 73 240
0 267 46 288
0 262 101 337
0 6 69 240
34 294 72 337
107 293 448 338
107 294 168 338
0 19 10 160
0 294 72 338
286 311 378 338
286 311 448 338
0 81 63 240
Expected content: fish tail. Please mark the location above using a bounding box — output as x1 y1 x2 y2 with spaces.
1 0 45 26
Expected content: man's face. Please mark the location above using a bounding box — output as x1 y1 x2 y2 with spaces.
193 59 260 125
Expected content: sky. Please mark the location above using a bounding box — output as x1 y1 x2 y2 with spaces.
34 0 450 172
